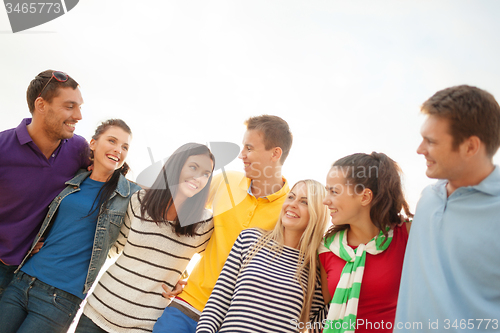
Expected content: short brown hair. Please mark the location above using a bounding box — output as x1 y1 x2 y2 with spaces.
244 115 293 164
26 70 79 114
421 85 500 157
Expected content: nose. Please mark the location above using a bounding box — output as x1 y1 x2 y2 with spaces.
238 148 245 160
416 140 425 155
322 196 330 206
73 105 83 121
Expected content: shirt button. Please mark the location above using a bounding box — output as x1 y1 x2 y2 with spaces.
52 154 55 157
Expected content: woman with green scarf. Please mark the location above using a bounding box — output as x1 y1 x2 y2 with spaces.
318 152 413 333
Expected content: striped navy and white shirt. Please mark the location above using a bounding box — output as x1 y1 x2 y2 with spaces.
196 228 325 333
82 190 214 333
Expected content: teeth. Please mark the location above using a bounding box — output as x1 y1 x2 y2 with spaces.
187 182 198 189
65 123 75 129
331 209 338 213
286 211 299 218
107 155 119 162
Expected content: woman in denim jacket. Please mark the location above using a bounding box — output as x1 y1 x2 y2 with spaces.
0 119 141 333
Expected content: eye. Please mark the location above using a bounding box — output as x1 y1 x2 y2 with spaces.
287 195 295 200
189 165 197 171
109 139 116 144
122 146 129 151
204 172 211 178
301 200 308 205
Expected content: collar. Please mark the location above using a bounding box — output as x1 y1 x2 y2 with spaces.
15 118 33 145
65 170 132 198
241 176 289 202
431 165 500 197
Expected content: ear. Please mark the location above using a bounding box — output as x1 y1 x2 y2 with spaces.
271 147 283 163
89 139 96 152
461 136 481 157
34 97 47 115
360 188 373 207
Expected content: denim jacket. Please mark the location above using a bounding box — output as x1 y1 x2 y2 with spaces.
15 170 141 294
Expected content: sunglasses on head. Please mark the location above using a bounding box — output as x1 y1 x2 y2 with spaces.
37 71 69 98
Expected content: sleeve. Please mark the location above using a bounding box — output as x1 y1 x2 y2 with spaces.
196 210 214 256
309 270 329 333
76 135 91 169
108 195 135 258
195 230 246 333
206 173 224 209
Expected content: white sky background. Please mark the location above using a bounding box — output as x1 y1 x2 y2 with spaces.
1 0 500 212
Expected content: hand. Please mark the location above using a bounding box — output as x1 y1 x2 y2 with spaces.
30 238 44 256
162 280 187 299
397 215 412 226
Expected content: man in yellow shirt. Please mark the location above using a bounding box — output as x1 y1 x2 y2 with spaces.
153 115 293 333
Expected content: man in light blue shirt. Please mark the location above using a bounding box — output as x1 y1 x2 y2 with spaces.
395 85 500 332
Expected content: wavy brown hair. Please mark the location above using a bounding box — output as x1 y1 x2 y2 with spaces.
324 152 413 241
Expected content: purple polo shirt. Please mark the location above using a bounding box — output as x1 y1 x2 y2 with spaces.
0 118 90 265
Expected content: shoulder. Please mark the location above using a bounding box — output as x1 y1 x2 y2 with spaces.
66 133 89 149
0 127 18 152
240 227 264 241
0 126 16 139
118 175 142 197
201 208 213 221
211 170 246 187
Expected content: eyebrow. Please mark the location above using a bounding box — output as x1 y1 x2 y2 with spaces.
63 101 83 106
290 191 307 199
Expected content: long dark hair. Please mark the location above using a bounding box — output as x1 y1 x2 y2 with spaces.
88 119 132 218
325 152 413 240
135 143 215 237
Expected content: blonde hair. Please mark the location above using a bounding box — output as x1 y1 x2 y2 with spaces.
243 179 329 328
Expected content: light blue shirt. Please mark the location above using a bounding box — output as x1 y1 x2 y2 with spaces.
395 166 500 332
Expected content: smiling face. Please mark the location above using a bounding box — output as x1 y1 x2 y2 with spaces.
238 129 275 180
89 126 131 177
176 154 214 202
323 173 364 226
42 87 83 140
281 182 310 233
416 115 466 181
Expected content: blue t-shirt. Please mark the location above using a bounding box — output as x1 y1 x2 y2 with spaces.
22 177 104 299
395 166 500 332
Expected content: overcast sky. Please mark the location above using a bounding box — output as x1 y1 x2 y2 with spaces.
2 0 500 210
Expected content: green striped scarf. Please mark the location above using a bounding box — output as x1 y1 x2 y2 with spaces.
318 228 393 333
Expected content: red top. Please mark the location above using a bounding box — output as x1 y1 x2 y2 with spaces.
319 225 408 332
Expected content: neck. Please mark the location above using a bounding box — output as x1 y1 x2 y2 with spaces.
283 229 302 249
347 221 380 247
27 119 61 159
251 172 284 198
90 167 115 182
446 160 495 196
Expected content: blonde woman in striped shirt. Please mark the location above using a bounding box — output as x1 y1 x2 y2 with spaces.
196 179 329 333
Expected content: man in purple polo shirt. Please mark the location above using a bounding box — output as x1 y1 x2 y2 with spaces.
0 70 90 300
